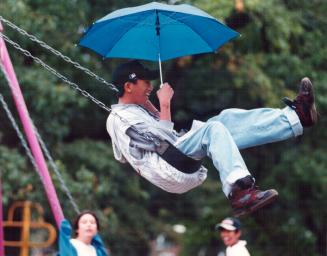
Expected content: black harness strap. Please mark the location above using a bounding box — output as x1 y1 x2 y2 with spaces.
126 127 202 174
158 140 203 174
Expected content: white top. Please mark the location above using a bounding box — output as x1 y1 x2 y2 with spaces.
226 240 250 256
106 104 207 194
70 238 97 256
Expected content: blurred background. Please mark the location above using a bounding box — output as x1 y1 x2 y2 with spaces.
0 0 326 255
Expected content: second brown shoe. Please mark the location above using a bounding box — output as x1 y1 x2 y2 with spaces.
229 176 278 217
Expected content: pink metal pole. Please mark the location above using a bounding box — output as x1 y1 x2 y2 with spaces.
0 178 5 256
0 22 64 228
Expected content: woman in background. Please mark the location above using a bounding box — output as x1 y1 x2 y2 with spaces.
58 210 108 256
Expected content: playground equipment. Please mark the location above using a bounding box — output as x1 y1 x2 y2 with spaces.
0 12 115 254
3 201 56 256
0 17 90 254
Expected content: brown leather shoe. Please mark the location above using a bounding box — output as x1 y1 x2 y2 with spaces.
229 176 278 217
283 77 318 127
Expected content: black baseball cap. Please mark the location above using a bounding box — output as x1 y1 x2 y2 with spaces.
112 60 159 87
215 217 241 231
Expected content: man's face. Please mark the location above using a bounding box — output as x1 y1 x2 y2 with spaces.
220 229 241 247
127 79 153 104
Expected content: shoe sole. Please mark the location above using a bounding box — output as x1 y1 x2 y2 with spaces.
233 189 279 217
301 77 318 124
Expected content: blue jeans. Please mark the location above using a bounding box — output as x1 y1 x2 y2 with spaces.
175 107 302 196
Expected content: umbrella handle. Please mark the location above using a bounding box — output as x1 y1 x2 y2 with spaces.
158 54 163 87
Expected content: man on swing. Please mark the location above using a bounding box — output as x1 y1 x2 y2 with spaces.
106 60 317 216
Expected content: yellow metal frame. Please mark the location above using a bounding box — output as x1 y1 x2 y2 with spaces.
3 201 57 256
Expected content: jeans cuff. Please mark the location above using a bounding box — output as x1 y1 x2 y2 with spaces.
223 170 252 197
283 107 303 137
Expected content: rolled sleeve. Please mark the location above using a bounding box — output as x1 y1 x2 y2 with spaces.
158 120 175 130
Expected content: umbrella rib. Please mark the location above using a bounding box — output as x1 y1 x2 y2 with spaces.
160 12 213 51
159 12 200 27
103 17 148 58
103 11 215 58
173 15 239 52
82 6 239 61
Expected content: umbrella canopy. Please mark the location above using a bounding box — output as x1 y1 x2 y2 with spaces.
79 1 239 83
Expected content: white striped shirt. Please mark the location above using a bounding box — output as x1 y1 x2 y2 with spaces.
106 104 207 194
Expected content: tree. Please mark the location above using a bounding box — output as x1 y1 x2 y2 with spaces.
0 0 326 255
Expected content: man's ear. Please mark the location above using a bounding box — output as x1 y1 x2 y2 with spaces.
124 82 133 93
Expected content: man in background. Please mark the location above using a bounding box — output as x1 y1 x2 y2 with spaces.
216 217 250 256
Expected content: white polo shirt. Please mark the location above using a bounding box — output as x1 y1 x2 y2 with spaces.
226 240 250 256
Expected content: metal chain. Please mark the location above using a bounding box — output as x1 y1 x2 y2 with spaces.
0 63 80 214
0 15 119 93
0 32 111 112
0 31 162 145
0 93 40 174
0 29 163 145
0 21 168 211
35 131 80 214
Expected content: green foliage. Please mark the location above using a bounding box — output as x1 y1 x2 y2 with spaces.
0 0 326 255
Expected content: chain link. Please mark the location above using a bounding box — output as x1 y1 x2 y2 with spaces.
0 62 80 214
0 93 40 173
0 24 163 145
0 32 111 112
0 20 165 211
0 15 119 93
36 131 80 214
0 31 161 144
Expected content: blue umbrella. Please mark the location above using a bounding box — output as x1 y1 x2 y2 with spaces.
79 2 239 84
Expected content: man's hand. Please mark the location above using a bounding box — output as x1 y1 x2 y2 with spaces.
157 83 174 107
157 83 174 121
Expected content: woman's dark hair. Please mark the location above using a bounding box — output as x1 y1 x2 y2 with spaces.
73 210 100 236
